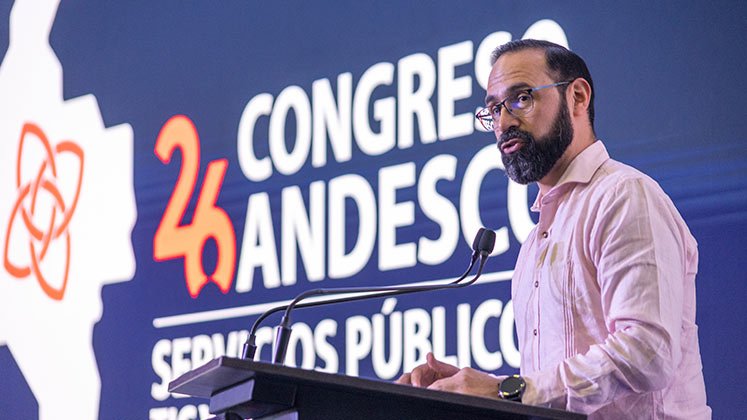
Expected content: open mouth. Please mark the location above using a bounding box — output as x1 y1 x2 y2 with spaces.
500 138 525 155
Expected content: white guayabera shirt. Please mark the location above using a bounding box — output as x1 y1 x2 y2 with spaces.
512 141 711 419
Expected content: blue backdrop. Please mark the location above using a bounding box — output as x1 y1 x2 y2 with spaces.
0 1 745 419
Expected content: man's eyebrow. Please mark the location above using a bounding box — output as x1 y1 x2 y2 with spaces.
484 82 532 105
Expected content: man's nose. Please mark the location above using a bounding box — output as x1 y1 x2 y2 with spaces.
495 109 519 134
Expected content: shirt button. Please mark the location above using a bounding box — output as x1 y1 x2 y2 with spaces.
541 231 548 239
533 329 538 336
534 281 539 287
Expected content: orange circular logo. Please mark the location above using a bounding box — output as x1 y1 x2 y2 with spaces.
3 122 84 300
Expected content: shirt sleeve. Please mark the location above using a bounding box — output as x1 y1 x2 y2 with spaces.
520 177 692 413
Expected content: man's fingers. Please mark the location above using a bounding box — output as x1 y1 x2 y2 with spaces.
427 377 448 392
399 354 459 389
412 363 441 388
410 365 429 387
395 372 412 385
426 352 459 377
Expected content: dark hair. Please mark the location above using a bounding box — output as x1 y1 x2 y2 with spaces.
491 39 595 128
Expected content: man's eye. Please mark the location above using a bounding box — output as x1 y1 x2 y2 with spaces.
512 93 532 109
490 104 502 115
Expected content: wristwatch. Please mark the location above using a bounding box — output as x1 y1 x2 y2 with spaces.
498 375 526 402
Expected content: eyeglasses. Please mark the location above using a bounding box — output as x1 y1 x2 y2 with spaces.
475 81 571 131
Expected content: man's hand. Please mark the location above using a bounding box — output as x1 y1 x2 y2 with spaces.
429 368 506 399
396 352 459 387
396 352 508 400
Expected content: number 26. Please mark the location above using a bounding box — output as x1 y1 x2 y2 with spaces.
153 115 236 298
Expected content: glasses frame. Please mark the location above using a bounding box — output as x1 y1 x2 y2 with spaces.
475 81 571 131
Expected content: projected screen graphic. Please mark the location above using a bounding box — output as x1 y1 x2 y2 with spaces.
0 1 745 419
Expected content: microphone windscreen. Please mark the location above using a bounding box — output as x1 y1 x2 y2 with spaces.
471 227 486 251
479 229 496 255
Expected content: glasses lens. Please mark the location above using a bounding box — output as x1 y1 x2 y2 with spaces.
507 92 533 116
476 108 493 130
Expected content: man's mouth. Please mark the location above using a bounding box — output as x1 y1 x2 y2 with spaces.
500 138 525 155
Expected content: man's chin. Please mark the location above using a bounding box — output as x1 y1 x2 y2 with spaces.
504 161 536 184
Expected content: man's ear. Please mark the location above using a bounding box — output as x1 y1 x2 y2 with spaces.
569 78 592 118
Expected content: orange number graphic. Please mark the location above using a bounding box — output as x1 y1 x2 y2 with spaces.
153 115 236 297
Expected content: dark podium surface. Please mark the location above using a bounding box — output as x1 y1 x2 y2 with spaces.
169 357 585 420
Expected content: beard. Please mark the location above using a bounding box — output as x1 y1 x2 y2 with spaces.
499 100 573 184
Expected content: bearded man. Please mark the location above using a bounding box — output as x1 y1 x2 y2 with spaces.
398 39 711 420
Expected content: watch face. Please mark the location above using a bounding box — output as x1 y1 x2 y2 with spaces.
500 376 525 401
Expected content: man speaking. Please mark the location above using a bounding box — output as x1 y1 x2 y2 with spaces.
398 39 711 419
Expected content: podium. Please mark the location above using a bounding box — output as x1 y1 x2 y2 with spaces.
169 357 585 420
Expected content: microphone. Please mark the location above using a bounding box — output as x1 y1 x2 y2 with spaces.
272 229 496 364
240 228 495 363
241 228 487 361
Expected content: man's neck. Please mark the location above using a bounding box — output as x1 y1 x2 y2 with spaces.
537 134 596 195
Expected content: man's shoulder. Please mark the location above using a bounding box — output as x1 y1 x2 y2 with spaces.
575 157 682 221
587 158 692 230
591 157 664 194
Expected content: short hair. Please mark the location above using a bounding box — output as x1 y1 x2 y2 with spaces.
490 39 595 128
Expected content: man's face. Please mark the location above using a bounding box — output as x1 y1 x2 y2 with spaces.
486 49 573 184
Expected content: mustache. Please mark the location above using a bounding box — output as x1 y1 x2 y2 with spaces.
498 127 534 146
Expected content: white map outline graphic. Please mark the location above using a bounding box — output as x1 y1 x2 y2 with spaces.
0 0 136 418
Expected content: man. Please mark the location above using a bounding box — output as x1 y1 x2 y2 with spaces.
397 39 711 419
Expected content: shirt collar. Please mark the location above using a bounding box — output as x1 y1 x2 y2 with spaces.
531 140 610 212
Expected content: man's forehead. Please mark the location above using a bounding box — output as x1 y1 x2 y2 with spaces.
486 49 549 101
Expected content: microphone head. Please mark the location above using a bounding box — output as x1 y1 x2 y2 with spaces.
472 227 486 252
478 229 496 256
